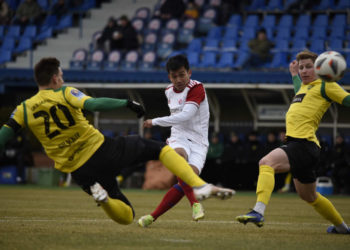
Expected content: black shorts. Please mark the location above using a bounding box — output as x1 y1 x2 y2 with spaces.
280 137 320 184
71 135 166 207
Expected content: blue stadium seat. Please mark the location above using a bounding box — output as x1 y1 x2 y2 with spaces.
239 40 250 52
187 51 200 68
335 0 350 9
271 39 289 53
1 37 15 51
222 26 239 40
313 0 335 10
295 14 311 28
40 15 57 32
134 7 151 21
240 26 256 42
69 48 88 70
221 39 237 52
54 15 72 31
329 26 345 39
37 0 49 11
22 25 37 39
6 25 21 39
311 26 327 40
227 14 242 28
203 38 220 52
177 19 196 44
327 39 343 51
146 18 162 34
277 15 293 29
244 15 259 28
72 0 96 12
197 7 218 34
216 52 235 68
0 25 4 39
293 26 309 40
275 27 292 40
313 14 328 27
87 50 105 71
35 27 53 42
139 51 157 71
14 37 32 53
309 39 325 53
261 15 276 29
206 26 222 39
120 50 139 71
290 39 307 52
245 0 265 11
131 18 145 34
233 51 250 68
265 0 283 10
186 38 202 53
268 52 288 68
199 51 217 68
103 50 122 71
0 49 12 64
156 32 176 59
142 32 158 52
331 14 346 27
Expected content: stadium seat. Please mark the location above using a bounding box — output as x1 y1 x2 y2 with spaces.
177 19 196 44
146 18 162 34
186 38 202 53
87 50 105 70
0 37 15 51
290 39 307 52
244 15 259 28
261 15 276 30
329 26 345 40
327 39 343 51
54 15 73 31
14 37 32 54
139 51 157 71
295 14 311 28
240 27 257 42
275 27 292 40
72 0 96 12
293 26 309 40
271 39 289 53
227 14 242 28
187 51 200 68
277 15 293 29
134 7 151 21
309 39 325 53
156 32 176 59
335 0 350 9
40 15 57 32
103 50 122 71
202 38 220 52
216 52 235 68
5 26 21 39
37 0 49 11
197 7 218 34
265 0 283 10
22 25 37 39
222 26 239 41
142 32 158 52
313 14 328 27
163 19 180 35
120 50 139 71
131 18 145 34
245 0 265 11
206 26 222 39
313 0 335 10
199 51 217 68
268 52 288 68
311 26 327 40
0 49 12 64
233 51 250 68
69 48 88 70
35 27 53 42
0 26 4 39
331 14 346 27
221 39 237 52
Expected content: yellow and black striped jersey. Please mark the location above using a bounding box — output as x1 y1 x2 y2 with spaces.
286 79 348 146
8 86 104 173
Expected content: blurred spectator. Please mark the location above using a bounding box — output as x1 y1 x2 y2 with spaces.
0 0 12 25
264 131 280 154
329 135 350 194
242 28 273 69
51 0 69 19
200 133 224 185
111 15 139 51
97 16 119 51
159 0 186 21
13 0 44 29
219 0 245 25
183 0 199 19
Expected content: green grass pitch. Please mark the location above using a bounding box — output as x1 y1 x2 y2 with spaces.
0 186 349 250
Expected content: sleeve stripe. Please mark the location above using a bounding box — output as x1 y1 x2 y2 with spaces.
185 101 199 107
22 101 28 127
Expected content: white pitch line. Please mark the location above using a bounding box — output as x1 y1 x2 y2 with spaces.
0 217 330 226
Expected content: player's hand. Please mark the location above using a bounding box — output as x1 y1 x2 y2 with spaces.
127 100 145 118
143 119 153 128
289 60 299 76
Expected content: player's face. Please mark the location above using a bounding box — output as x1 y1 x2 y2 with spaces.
168 67 191 92
53 67 64 89
298 58 317 84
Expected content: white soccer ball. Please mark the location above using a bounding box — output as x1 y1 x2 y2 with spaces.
314 51 347 82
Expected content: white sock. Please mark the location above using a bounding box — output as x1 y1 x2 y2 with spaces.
253 202 266 216
335 222 349 233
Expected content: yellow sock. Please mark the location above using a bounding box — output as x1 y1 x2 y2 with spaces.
100 197 134 225
309 193 344 226
285 172 292 185
256 165 275 205
159 145 206 187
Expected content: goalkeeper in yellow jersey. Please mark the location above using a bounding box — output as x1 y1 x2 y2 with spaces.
0 57 234 225
236 50 350 234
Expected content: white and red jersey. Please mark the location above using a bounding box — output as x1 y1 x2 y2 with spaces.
152 79 209 147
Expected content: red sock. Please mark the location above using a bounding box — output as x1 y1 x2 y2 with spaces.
151 184 184 220
177 177 198 206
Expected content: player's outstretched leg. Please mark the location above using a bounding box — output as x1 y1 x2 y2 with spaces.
235 210 264 227
138 215 155 227
159 145 235 200
192 202 205 221
90 182 134 225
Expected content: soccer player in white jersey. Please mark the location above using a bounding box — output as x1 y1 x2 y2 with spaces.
138 55 232 227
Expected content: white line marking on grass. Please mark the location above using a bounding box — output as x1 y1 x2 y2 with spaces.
162 239 192 243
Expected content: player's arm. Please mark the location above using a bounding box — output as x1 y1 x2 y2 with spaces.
151 103 198 127
289 60 301 93
0 125 16 154
324 82 350 106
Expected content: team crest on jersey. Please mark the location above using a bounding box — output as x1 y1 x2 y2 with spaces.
292 93 306 103
70 89 85 100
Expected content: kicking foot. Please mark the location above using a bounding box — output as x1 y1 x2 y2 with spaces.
138 215 154 228
193 184 235 201
236 210 264 227
192 202 205 221
90 182 108 203
327 225 350 234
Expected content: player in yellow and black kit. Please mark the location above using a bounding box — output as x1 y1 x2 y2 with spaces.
0 57 234 225
236 50 350 234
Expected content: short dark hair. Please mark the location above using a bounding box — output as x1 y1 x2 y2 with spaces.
166 54 190 73
296 50 318 63
34 57 60 86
